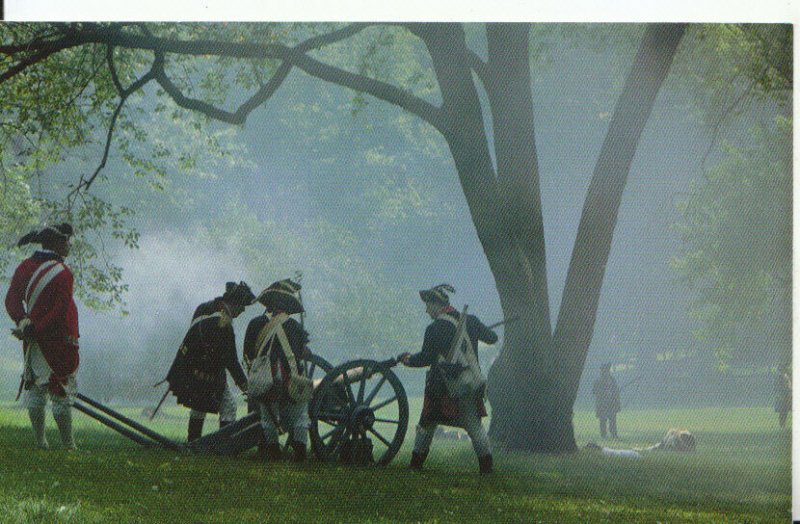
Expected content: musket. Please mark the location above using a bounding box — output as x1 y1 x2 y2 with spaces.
15 343 33 401
149 383 170 420
15 376 24 401
486 315 521 330
294 270 304 331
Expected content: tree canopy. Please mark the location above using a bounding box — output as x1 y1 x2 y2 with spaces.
670 24 792 370
2 22 789 451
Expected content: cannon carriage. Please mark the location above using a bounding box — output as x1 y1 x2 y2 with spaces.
73 353 410 466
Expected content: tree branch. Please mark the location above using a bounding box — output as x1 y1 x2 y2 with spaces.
276 47 446 133
106 45 125 95
294 23 372 53
70 51 160 196
0 47 61 83
2 24 445 132
700 71 763 172
467 50 490 89
128 23 445 131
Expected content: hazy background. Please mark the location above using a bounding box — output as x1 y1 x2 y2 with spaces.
0 27 790 414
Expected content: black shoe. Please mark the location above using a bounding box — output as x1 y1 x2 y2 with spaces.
265 443 282 462
291 441 307 462
410 451 427 471
478 454 493 475
188 418 204 442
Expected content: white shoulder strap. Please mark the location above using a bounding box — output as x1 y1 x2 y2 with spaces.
189 312 223 330
437 307 473 364
254 313 289 359
255 313 303 377
438 308 482 376
25 260 65 311
274 325 302 377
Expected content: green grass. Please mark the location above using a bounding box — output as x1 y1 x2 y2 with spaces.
0 402 790 523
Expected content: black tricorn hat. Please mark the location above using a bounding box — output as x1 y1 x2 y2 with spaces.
17 223 73 247
419 284 455 305
222 281 256 307
258 279 304 315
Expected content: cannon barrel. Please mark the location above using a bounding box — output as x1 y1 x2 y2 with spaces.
72 399 164 448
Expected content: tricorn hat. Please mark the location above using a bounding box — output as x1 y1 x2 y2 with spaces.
258 278 304 315
419 284 455 305
17 223 73 247
222 281 256 306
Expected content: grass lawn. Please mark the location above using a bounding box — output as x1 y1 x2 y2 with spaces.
0 400 790 523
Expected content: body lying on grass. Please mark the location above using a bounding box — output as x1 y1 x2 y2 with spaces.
585 428 697 458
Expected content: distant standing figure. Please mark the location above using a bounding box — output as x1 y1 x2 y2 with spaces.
398 284 498 475
5 223 79 450
166 281 255 442
774 367 791 429
592 362 620 439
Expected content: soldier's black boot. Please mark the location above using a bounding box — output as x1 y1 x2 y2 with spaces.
291 441 307 462
188 418 204 442
265 443 282 462
410 450 427 471
478 454 493 475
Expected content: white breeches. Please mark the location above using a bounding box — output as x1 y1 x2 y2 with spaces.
413 398 491 458
259 399 310 445
23 341 55 388
22 379 75 413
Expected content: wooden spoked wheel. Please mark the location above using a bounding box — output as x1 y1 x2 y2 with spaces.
309 359 408 466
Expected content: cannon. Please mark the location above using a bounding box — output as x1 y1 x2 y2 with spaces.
72 353 410 466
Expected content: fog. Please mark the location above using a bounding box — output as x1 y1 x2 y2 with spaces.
0 27 790 412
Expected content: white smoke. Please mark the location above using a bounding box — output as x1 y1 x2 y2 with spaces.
78 231 255 403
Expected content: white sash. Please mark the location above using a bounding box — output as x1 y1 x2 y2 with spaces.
189 312 223 330
20 260 65 387
437 313 478 372
25 260 65 311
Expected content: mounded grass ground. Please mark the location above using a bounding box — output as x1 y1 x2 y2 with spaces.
0 401 790 523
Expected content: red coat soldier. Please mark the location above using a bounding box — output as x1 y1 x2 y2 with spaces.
5 223 79 449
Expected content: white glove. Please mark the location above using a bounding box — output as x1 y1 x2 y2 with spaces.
11 318 33 340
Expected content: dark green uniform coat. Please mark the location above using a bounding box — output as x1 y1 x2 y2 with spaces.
406 307 497 427
166 298 247 413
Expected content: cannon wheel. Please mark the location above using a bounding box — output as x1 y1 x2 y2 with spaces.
303 353 334 383
309 359 408 466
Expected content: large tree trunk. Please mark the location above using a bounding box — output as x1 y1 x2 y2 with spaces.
418 24 563 451
412 23 685 453
549 24 686 442
481 24 564 451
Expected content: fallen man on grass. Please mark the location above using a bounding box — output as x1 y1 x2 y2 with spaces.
585 428 697 459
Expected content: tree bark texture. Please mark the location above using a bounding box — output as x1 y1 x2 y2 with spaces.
423 23 686 453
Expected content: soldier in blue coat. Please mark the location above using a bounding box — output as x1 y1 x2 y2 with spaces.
243 279 311 461
399 284 498 475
